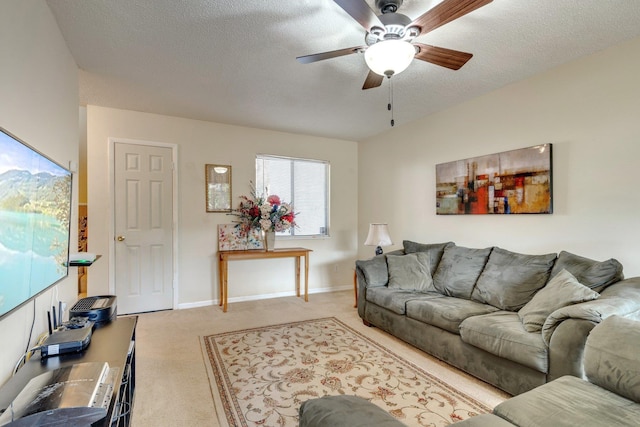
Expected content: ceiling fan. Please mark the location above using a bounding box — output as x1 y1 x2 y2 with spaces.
296 0 492 90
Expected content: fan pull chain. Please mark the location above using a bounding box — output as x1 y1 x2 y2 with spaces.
387 77 394 127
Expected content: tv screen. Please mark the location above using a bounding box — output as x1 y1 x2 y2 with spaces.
0 127 72 319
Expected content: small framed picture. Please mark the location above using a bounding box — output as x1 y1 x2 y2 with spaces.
205 164 232 212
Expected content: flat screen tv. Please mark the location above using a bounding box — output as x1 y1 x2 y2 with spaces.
0 127 72 320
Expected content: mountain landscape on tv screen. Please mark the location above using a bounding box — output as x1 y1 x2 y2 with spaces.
0 130 71 318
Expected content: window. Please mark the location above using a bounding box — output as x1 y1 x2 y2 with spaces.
256 155 329 237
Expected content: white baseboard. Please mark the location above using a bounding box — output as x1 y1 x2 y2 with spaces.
176 285 352 310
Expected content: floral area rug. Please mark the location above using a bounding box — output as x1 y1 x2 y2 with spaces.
201 317 489 427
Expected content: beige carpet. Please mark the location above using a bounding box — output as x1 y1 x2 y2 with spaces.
131 291 508 426
202 317 490 427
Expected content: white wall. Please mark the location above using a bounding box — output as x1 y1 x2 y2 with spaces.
86 107 358 308
359 35 640 277
0 0 79 385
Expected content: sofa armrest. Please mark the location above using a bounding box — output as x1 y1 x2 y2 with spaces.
356 255 390 317
584 315 640 402
542 277 640 345
546 318 596 381
355 251 403 317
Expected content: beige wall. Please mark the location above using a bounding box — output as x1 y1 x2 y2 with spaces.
86 107 358 307
0 0 79 385
359 35 640 277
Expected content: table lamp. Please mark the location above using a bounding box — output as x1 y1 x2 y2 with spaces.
364 223 393 255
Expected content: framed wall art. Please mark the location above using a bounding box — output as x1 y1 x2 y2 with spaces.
436 144 552 215
217 224 263 251
206 164 232 212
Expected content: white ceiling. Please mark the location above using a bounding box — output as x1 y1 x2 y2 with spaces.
46 0 640 141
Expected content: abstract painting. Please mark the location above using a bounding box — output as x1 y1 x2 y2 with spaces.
436 144 552 215
218 223 263 250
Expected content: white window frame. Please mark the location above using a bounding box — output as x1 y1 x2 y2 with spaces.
256 154 330 238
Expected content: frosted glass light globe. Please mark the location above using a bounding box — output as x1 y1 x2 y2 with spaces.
365 40 415 77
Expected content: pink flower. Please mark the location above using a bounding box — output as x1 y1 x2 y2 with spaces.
267 195 281 205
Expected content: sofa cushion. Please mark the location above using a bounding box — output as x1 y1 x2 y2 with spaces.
471 248 556 311
299 395 406 427
550 250 624 293
450 414 515 427
493 375 640 427
585 315 640 403
356 256 389 287
432 245 493 299
386 252 436 292
459 311 548 373
517 269 600 332
366 287 442 315
402 240 454 276
406 297 499 334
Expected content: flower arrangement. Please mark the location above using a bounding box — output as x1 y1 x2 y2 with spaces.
232 185 296 234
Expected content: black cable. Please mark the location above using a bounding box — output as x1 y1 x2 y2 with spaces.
387 76 395 127
24 298 36 354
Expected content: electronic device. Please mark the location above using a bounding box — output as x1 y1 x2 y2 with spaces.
59 317 95 330
40 326 92 358
69 295 117 326
0 362 117 426
68 252 97 266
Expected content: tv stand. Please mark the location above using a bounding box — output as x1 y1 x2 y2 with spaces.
0 317 137 426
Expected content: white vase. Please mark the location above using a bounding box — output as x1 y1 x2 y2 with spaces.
262 230 276 251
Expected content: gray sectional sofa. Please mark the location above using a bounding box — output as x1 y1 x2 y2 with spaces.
355 241 640 396
298 315 640 427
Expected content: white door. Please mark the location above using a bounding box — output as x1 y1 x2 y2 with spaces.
114 142 174 314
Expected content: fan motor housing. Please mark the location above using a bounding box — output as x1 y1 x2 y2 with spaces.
366 11 413 45
376 0 403 14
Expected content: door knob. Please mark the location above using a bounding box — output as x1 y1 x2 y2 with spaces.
117 236 126 241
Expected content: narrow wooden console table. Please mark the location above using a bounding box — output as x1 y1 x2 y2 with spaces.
218 247 311 312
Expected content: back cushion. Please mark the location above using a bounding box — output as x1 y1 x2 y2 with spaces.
585 315 640 403
550 250 623 293
432 245 492 299
386 253 435 293
402 240 454 276
471 247 557 311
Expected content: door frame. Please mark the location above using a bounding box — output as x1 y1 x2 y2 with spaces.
107 137 179 310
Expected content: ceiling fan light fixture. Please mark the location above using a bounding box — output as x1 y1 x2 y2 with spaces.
365 39 415 77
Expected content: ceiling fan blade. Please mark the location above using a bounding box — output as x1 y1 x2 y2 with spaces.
296 46 366 64
362 70 384 90
409 0 492 35
413 43 473 70
334 0 384 32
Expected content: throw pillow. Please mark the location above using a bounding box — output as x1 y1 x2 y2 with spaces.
518 269 600 332
549 251 623 293
386 252 435 292
471 247 557 311
355 256 389 287
432 245 493 299
402 240 454 276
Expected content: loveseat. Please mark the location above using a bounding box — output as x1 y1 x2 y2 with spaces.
355 241 640 395
298 315 640 427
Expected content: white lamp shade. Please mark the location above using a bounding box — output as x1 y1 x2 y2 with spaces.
364 223 393 247
364 40 415 77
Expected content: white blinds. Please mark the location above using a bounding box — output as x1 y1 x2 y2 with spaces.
256 155 329 236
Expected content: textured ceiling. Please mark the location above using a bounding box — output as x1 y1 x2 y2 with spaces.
46 0 640 141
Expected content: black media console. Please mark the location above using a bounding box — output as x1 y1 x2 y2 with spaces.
0 316 137 426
